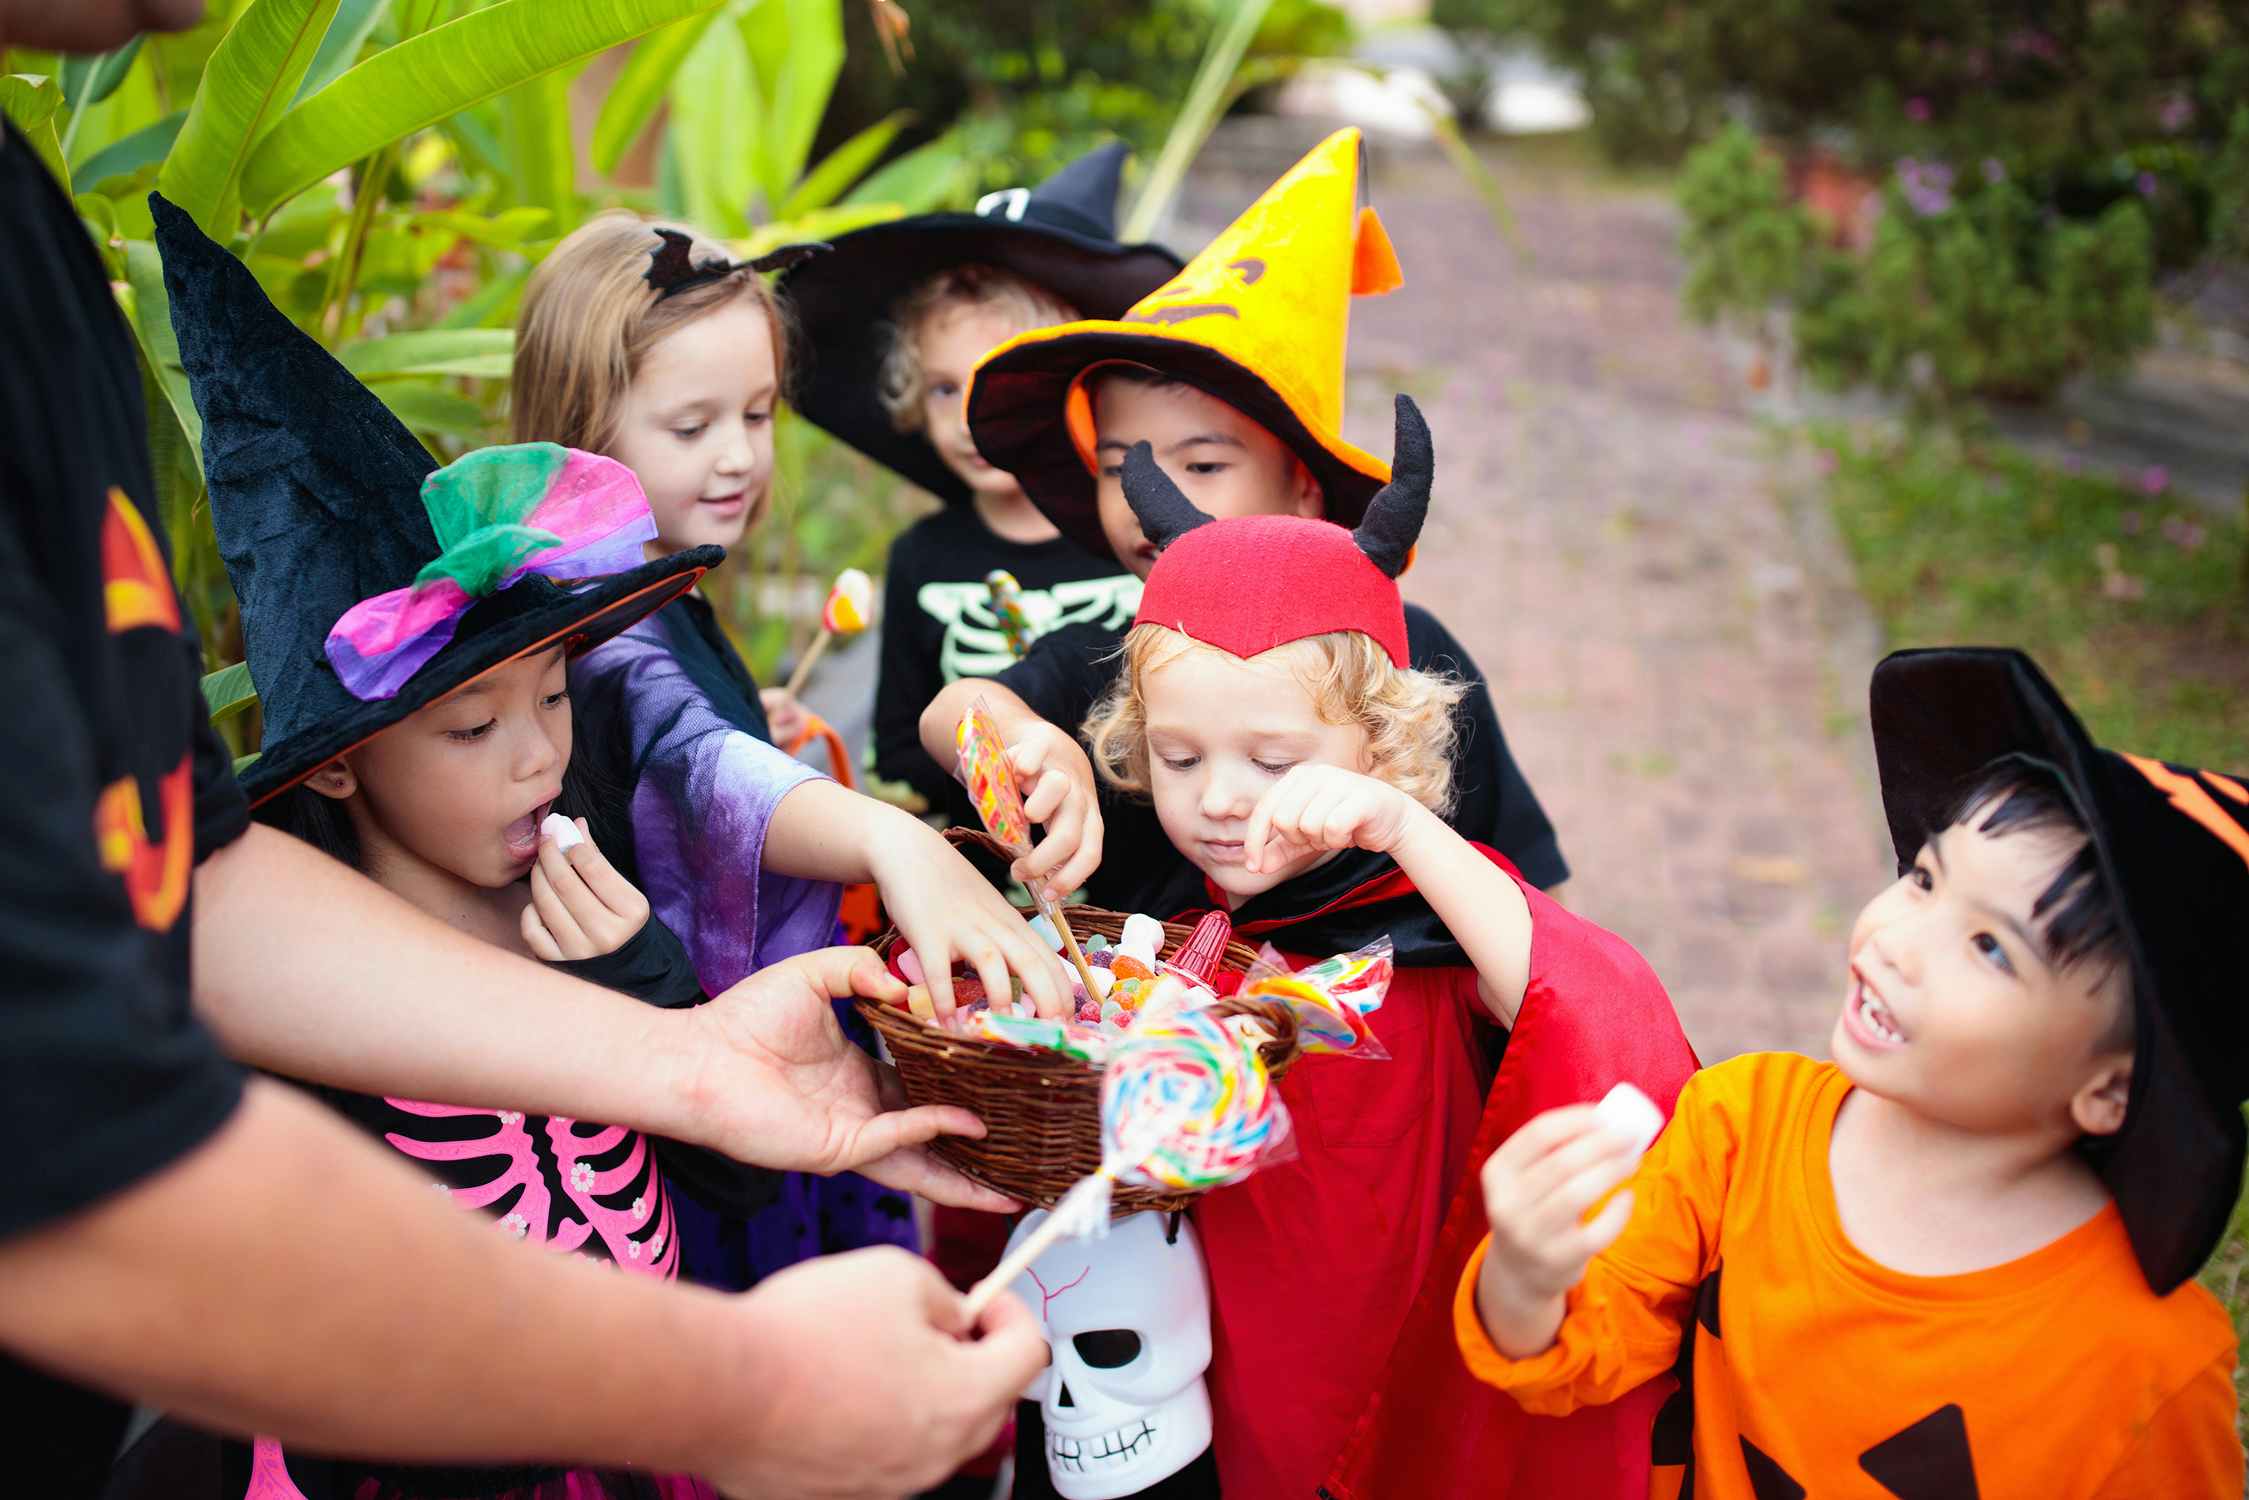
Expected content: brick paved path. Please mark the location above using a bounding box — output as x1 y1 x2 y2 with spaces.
1180 125 1896 1061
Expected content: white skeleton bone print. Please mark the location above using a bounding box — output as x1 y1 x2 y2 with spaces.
920 574 1141 682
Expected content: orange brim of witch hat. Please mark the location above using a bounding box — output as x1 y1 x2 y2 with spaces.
965 126 1404 563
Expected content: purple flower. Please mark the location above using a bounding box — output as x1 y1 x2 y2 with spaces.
2005 28 2061 63
2159 95 2194 133
1982 157 2007 185
2139 465 2170 495
1816 448 1839 475
2137 171 2159 199
1905 96 1932 123
1896 158 1955 217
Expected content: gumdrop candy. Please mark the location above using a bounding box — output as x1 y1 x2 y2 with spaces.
1111 954 1154 982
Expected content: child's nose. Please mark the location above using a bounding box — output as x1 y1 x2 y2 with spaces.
1200 766 1254 821
516 722 563 782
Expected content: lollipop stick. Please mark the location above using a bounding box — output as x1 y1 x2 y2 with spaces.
1037 892 1104 1003
961 1171 1113 1320
783 628 833 697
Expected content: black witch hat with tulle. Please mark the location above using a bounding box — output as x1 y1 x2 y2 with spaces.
152 194 718 807
1870 647 2249 1294
779 142 1182 505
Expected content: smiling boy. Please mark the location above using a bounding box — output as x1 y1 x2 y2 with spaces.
1462 648 2247 1496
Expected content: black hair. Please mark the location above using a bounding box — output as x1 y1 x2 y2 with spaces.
1934 754 2132 1008
251 691 628 875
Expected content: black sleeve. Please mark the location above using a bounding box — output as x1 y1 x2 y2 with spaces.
870 530 955 806
993 621 1120 736
0 557 242 1240
548 918 777 1215
1405 605 1570 890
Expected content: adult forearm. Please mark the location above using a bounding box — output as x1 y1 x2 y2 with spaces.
191 826 697 1142
0 1080 749 1476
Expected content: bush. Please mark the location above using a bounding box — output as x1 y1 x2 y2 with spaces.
1682 123 2161 407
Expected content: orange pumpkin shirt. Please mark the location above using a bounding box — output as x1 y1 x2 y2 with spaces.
1454 1053 2242 1498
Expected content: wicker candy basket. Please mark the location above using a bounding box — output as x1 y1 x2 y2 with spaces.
855 859 1301 1213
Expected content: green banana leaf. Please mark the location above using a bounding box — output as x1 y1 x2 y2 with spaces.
60 37 144 110
373 380 490 437
120 240 203 463
499 65 575 218
740 0 841 212
0 76 70 193
75 111 187 190
668 13 758 235
589 9 719 175
779 109 907 220
338 328 515 380
842 127 973 213
240 0 726 219
201 661 259 723
293 0 390 105
159 0 341 234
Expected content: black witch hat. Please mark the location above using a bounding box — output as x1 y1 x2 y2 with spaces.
1870 647 2249 1294
152 194 718 807
778 142 1182 505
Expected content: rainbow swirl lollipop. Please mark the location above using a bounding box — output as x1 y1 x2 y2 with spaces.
1102 1003 1282 1192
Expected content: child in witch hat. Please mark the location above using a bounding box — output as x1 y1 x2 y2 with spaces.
1053 426 1698 1500
151 194 784 1500
921 127 1568 915
1461 650 2245 1496
508 212 1077 1290
781 144 1175 832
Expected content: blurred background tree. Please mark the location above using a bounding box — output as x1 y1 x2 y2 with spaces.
1429 0 2249 408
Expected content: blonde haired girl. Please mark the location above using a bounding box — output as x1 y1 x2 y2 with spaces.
514 211 1070 1291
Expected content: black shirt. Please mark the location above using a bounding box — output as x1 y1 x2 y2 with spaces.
872 504 1137 824
993 603 1570 910
0 121 251 1492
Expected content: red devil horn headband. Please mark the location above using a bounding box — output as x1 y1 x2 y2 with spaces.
1119 394 1432 578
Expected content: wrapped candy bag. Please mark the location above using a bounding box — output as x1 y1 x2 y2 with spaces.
1237 938 1394 1060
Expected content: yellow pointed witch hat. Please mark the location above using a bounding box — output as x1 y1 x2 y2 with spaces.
965 126 1404 562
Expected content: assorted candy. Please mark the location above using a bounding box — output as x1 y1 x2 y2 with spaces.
1239 938 1393 1059
984 568 1033 659
1103 990 1289 1192
822 567 874 635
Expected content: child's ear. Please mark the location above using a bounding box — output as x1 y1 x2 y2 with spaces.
1289 458 1322 519
306 760 357 801
2069 1055 2133 1138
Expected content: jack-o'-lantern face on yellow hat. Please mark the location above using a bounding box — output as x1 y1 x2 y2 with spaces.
965 126 1403 564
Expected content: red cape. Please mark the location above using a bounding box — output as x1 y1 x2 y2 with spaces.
1203 855 1700 1498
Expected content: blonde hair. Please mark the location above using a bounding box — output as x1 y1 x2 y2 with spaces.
512 210 795 451
1086 625 1465 814
877 263 1077 433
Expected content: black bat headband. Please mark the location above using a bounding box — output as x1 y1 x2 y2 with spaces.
644 228 829 300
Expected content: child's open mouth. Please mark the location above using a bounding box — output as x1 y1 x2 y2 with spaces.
1844 975 1908 1050
699 490 748 516
503 799 556 864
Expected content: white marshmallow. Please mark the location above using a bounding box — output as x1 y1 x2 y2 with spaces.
541 812 585 853
1118 913 1165 966
1594 1082 1663 1159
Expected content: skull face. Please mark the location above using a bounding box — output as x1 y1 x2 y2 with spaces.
1006 1209 1214 1499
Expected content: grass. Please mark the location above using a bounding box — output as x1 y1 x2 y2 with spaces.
1816 424 2249 768
1815 421 2249 1432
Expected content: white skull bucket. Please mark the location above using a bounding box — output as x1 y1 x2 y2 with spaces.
1005 1208 1213 1498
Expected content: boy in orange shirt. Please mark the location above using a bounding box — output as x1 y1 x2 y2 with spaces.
1461 648 2246 1496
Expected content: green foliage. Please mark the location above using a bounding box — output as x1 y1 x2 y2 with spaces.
1817 425 2248 769
1677 125 1811 330
1679 126 2158 406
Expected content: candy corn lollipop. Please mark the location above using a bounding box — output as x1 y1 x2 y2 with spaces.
985 568 1032 658
784 566 875 695
963 990 1285 1317
955 699 1103 999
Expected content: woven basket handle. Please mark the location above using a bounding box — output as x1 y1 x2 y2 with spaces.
942 825 1018 862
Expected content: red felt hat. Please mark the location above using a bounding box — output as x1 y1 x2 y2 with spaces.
1126 394 1429 665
